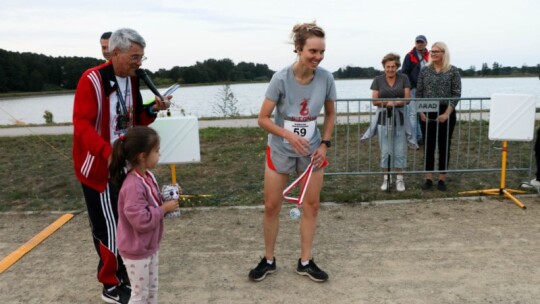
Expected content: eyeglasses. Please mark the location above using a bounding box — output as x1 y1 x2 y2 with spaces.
130 55 147 63
430 50 444 54
416 40 426 44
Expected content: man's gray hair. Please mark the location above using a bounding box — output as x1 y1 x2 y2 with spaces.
109 28 146 53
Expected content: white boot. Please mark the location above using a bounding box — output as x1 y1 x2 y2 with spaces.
396 175 405 192
380 175 392 191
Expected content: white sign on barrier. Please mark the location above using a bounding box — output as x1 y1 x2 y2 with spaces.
149 116 201 164
416 100 440 112
488 94 536 141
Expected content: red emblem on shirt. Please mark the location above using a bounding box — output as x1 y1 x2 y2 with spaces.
300 99 309 116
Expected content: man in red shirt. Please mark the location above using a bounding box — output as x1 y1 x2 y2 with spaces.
402 35 430 145
73 28 170 304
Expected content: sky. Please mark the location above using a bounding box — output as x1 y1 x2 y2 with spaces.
1 0 539 73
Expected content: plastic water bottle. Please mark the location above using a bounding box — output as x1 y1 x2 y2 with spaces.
289 207 301 220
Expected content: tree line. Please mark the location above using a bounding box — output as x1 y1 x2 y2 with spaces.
0 49 274 93
333 62 540 79
0 48 538 93
459 62 540 77
151 58 274 85
0 49 103 93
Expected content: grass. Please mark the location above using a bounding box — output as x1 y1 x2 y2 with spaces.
0 122 535 212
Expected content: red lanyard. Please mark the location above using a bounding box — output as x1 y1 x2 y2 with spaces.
282 161 315 206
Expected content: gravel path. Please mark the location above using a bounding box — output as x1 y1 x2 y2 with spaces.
1 197 540 303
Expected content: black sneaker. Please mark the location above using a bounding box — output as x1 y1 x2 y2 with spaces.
437 180 447 191
421 179 433 190
296 259 329 282
102 286 123 304
117 284 131 303
248 257 276 281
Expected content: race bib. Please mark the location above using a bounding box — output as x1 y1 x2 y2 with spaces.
283 120 316 144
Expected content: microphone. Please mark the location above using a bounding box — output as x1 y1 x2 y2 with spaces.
136 69 164 101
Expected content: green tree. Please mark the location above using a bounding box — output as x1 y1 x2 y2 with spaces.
333 66 381 79
481 63 490 76
0 66 7 92
492 62 501 76
28 69 44 91
460 65 476 77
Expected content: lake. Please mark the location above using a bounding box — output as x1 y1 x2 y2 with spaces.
0 77 539 125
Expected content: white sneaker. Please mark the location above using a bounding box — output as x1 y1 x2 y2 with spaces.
396 175 405 192
522 179 540 188
380 176 392 191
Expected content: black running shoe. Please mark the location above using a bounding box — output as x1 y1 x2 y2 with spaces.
437 180 447 191
248 257 276 281
117 283 131 304
101 286 123 304
421 179 433 190
296 259 329 282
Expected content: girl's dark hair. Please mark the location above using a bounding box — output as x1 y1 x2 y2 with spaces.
291 21 325 53
109 126 160 186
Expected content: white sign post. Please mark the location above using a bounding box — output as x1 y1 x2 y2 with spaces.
150 116 201 185
460 94 535 208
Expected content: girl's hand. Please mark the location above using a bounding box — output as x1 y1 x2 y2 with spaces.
420 112 427 122
162 200 179 213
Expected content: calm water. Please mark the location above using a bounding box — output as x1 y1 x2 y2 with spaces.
0 77 539 125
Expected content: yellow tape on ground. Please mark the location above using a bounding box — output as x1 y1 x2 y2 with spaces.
0 213 74 274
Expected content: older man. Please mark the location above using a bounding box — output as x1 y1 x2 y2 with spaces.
73 28 170 304
402 35 430 145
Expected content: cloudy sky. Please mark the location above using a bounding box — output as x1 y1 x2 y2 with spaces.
1 0 539 73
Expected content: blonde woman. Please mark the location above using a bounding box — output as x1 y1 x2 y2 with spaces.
417 41 462 191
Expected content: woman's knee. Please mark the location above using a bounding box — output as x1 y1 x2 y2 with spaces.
264 200 282 217
302 200 320 217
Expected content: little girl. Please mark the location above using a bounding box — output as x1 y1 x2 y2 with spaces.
109 126 179 304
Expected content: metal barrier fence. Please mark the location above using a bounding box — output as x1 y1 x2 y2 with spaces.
325 97 535 180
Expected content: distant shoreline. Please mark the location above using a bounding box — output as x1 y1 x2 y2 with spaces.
1 75 537 99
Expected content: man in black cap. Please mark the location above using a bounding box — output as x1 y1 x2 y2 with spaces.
402 35 430 145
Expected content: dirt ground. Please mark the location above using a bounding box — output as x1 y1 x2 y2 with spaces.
1 196 540 304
